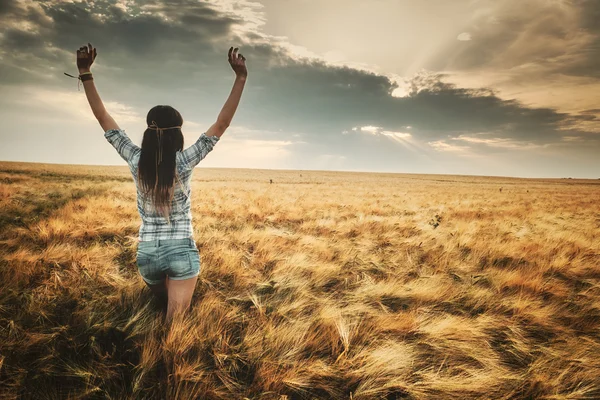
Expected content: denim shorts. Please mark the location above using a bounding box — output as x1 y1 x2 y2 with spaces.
136 237 201 285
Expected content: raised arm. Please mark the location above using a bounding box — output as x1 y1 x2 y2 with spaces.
179 47 248 170
75 43 140 169
76 43 119 132
205 46 248 139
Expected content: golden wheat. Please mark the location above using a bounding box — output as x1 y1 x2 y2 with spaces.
0 160 599 399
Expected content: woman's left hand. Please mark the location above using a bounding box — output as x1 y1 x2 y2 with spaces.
77 42 97 73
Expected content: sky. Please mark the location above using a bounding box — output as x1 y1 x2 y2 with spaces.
0 0 599 178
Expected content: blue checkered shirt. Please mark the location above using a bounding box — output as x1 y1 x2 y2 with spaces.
104 128 219 242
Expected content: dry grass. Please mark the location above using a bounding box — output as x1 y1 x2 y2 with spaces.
0 160 599 399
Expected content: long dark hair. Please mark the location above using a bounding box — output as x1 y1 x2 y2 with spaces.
137 105 184 224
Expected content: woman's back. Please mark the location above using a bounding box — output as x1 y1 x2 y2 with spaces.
104 128 220 242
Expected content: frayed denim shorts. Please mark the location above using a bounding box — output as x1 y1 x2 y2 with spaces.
136 237 201 285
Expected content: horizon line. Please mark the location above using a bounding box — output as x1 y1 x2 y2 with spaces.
0 160 598 181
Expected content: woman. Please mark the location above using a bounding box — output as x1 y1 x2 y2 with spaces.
74 42 247 322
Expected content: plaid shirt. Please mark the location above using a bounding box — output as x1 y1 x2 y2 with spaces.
104 128 219 242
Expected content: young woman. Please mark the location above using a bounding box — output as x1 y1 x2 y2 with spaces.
75 43 247 322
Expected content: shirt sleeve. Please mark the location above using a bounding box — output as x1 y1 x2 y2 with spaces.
104 128 141 167
179 133 220 170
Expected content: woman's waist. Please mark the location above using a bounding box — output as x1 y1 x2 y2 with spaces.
140 214 192 224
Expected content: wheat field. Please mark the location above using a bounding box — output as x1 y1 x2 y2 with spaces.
0 160 599 399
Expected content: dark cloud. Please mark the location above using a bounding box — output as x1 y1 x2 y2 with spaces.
38 1 233 52
0 1 17 15
565 0 600 78
577 0 600 31
0 0 238 78
241 66 587 145
428 0 600 79
581 109 600 115
2 28 40 51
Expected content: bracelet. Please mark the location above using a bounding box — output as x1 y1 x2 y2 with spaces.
63 71 93 91
79 72 93 82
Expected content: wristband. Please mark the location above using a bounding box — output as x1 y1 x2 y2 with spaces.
64 71 93 91
79 73 94 82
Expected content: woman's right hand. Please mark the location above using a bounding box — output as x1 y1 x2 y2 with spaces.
228 47 247 78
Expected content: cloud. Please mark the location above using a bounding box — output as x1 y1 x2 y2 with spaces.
430 0 594 74
353 126 411 139
561 136 584 142
0 0 598 177
358 126 380 134
428 0 600 104
450 134 544 150
0 1 593 143
381 131 411 139
457 32 471 41
428 140 470 153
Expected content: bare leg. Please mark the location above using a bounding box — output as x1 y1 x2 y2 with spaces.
145 278 168 304
165 275 198 323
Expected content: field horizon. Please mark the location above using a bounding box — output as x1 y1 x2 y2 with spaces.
1 160 598 182
1 160 599 399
